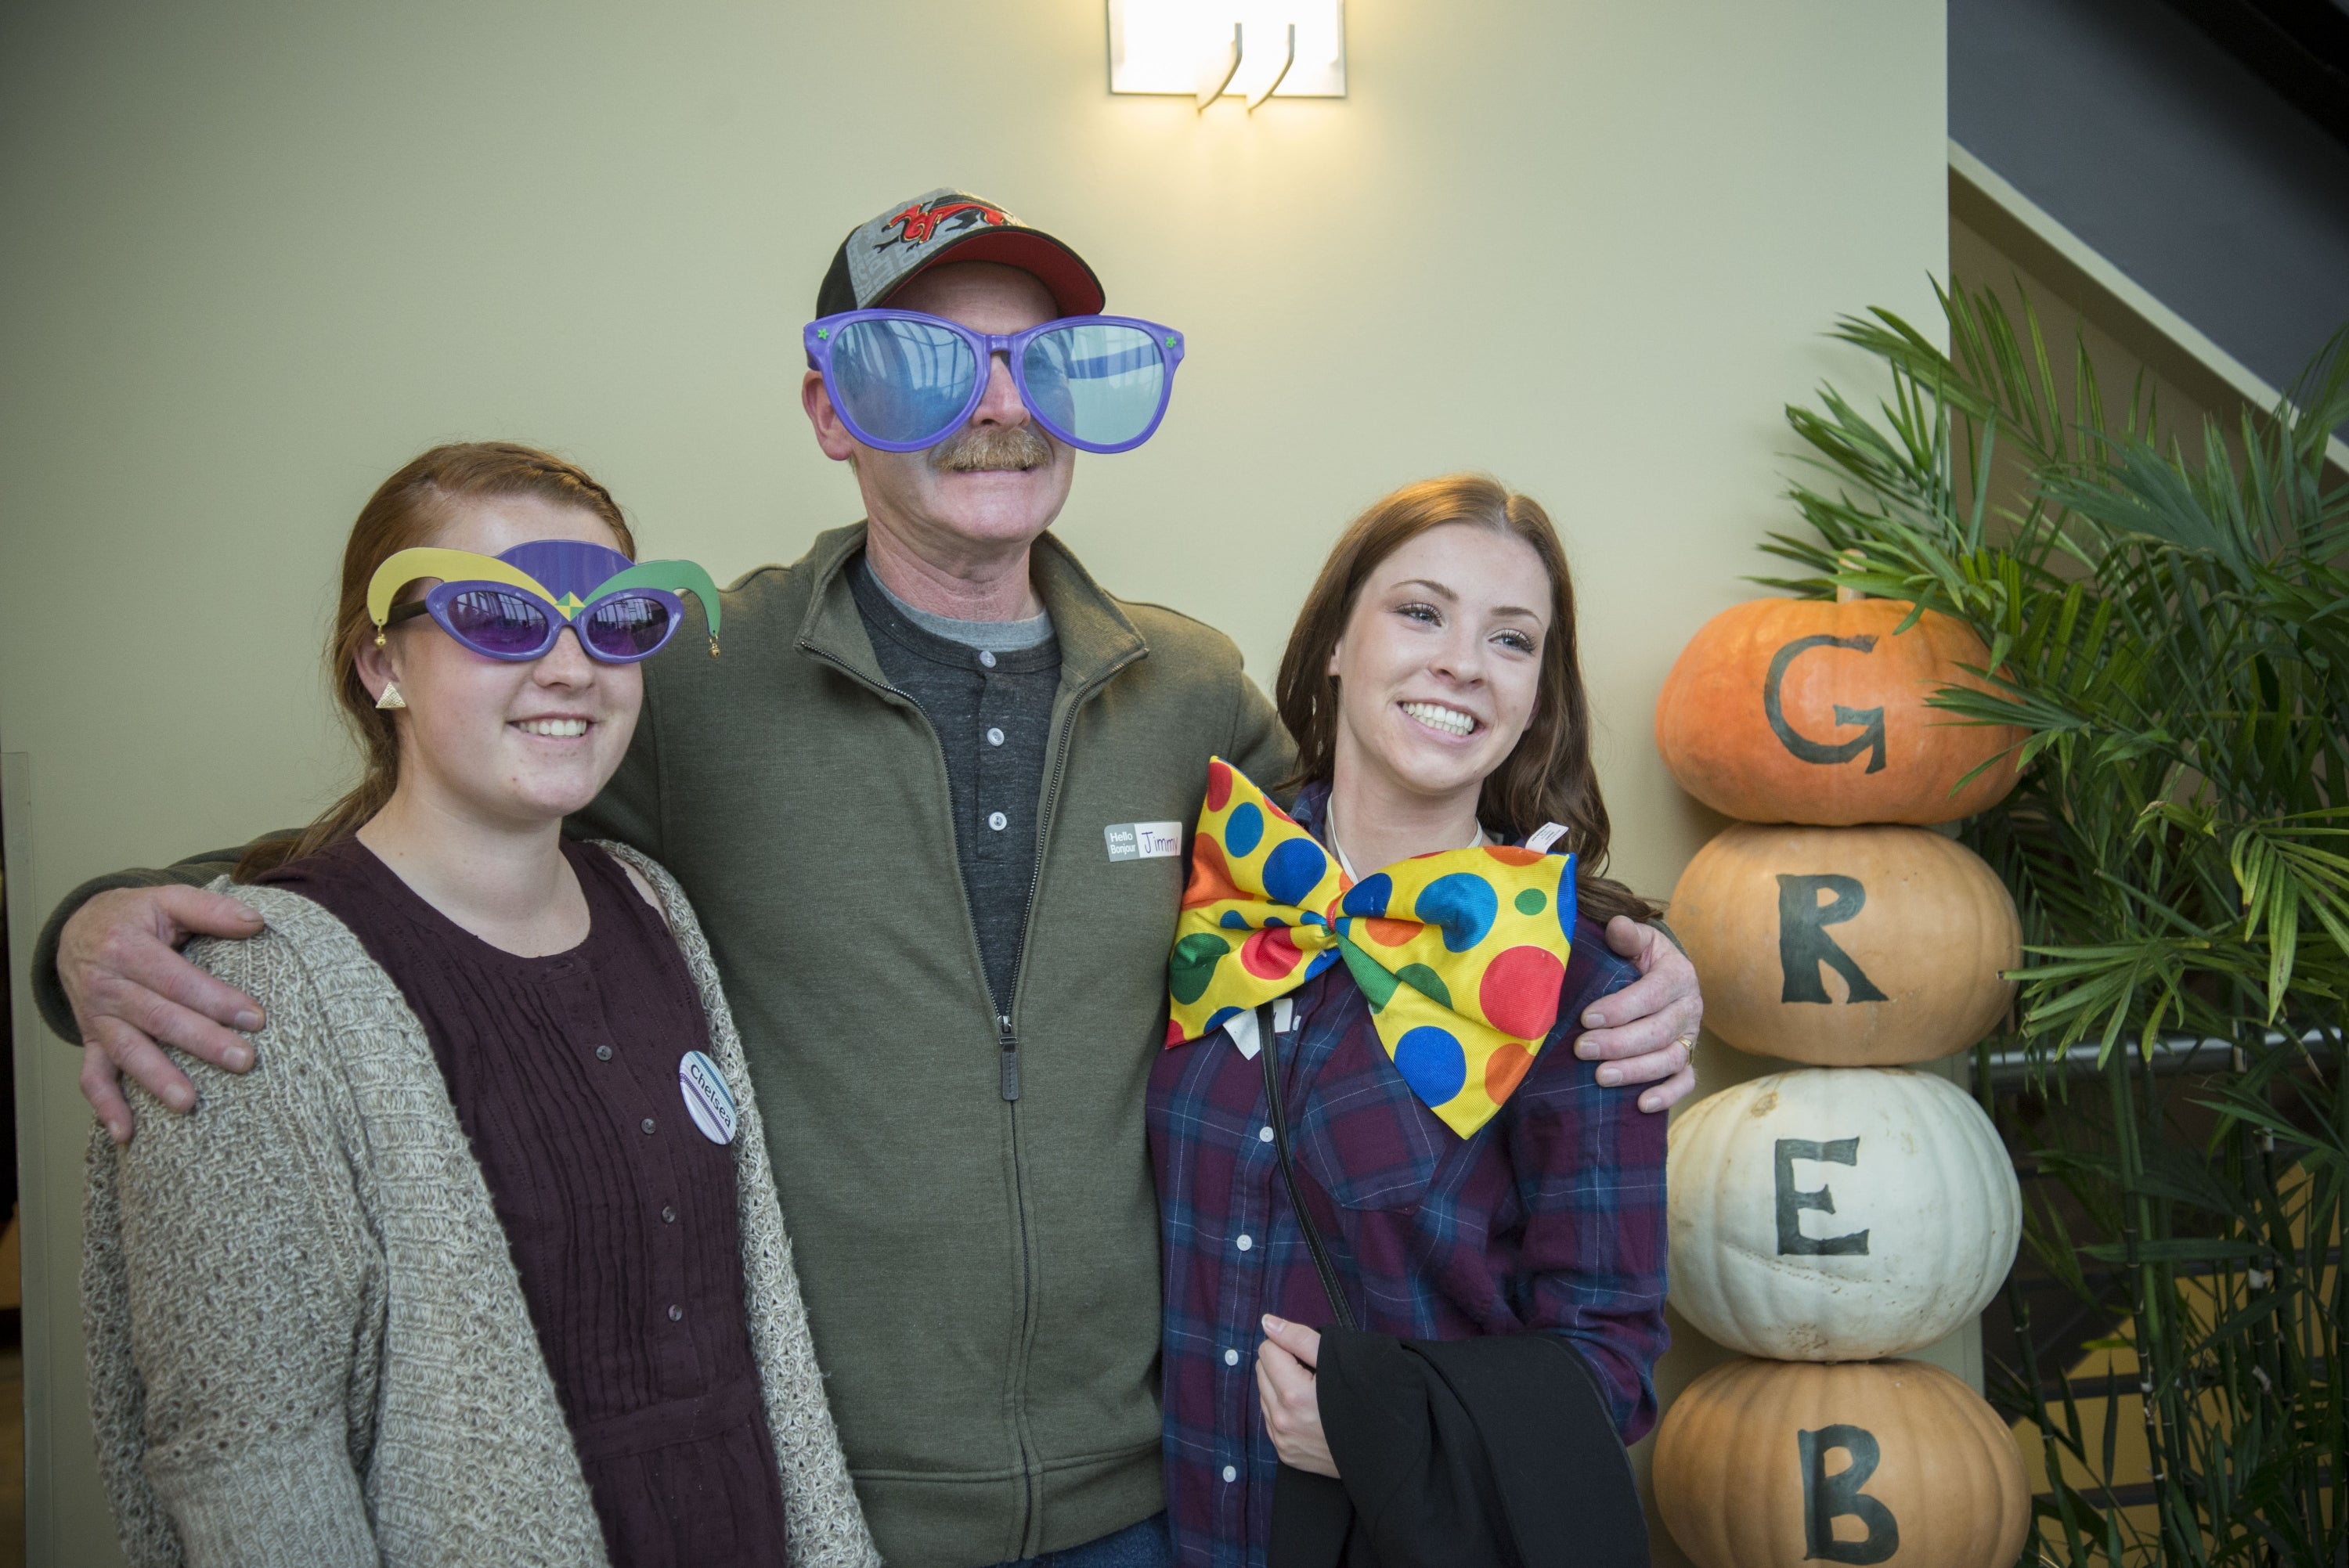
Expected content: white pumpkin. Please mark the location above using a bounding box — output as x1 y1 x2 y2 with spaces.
1667 1067 2020 1361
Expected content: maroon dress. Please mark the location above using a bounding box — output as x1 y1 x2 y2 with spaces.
260 836 791 1567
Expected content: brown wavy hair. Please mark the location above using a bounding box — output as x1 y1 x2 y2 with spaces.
234 442 635 881
1274 474 1656 926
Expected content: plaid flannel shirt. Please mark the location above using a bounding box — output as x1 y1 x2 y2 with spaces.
1144 786 1669 1568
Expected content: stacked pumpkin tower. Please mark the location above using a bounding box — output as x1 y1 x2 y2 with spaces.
1647 589 2033 1568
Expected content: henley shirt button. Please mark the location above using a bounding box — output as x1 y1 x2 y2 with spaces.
640 1117 656 1135
1236 1233 1254 1252
979 649 998 668
988 810 1009 831
595 1044 613 1062
1257 1125 1274 1143
668 1304 683 1322
1224 1347 1239 1366
662 1205 677 1224
986 726 1005 746
1222 1465 1238 1483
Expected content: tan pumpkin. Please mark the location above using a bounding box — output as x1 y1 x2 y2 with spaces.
1654 597 2023 825
1654 1357 2028 1568
1669 823 2019 1065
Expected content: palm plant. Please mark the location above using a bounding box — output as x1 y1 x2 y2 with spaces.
1757 283 2347 1566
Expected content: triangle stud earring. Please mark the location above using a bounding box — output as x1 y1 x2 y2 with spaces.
375 683 407 711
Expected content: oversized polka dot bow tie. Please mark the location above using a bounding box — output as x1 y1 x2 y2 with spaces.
1165 759 1578 1137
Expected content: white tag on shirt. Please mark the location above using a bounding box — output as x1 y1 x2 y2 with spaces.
1526 821 1571 854
678 1049 739 1145
1105 820 1184 861
1221 996 1297 1060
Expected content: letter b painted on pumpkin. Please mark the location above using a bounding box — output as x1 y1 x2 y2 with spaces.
1777 874 1889 1004
1798 1424 1900 1563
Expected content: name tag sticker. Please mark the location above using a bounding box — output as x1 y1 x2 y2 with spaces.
1105 820 1184 862
678 1049 739 1145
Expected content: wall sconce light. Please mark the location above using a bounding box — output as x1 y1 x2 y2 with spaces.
1107 1 1346 110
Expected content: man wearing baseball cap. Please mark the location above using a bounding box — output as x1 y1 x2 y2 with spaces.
45 187 1703 1566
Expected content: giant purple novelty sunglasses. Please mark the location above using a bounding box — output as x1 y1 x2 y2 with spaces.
804 309 1185 455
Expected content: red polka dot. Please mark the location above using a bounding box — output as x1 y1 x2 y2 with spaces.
1483 845 1542 866
1242 925 1304 979
1206 759 1233 812
1479 945 1564 1038
1165 1018 1187 1048
1184 837 1241 909
1485 1043 1534 1102
1364 917 1420 948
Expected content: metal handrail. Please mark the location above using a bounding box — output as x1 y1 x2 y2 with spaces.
1969 1027 2339 1091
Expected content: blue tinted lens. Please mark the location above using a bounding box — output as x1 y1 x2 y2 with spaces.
1021 324 1165 448
582 594 673 659
830 318 978 445
446 589 550 655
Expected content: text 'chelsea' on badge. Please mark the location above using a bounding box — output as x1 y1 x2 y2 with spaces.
678 1050 738 1145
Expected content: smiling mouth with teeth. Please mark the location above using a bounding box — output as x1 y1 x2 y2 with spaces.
514 717 590 738
1399 701 1477 737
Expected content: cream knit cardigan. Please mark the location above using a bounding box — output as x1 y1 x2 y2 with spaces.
82 844 881 1568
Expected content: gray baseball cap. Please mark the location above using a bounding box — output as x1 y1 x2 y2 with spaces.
814 188 1106 319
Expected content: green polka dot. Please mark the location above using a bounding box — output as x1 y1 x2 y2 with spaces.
1395 964 1451 1009
1338 939 1399 1011
1515 888 1547 916
1170 932 1231 1005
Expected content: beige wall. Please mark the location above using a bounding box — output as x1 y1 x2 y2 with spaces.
0 2 1947 1559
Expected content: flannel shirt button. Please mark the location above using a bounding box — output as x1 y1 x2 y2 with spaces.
668 1303 683 1322
988 810 1009 831
1257 1125 1274 1143
662 1205 677 1224
1222 1465 1238 1483
640 1117 656 1135
979 650 998 668
595 1044 613 1062
1224 1347 1239 1366
1236 1234 1254 1252
986 726 1005 746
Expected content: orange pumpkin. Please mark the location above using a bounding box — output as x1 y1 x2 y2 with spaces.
1654 598 2022 825
1654 1357 2028 1568
1669 823 2019 1064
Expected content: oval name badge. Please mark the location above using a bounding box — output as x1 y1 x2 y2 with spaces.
678 1050 738 1145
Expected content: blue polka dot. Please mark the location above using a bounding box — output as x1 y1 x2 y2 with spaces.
1204 1006 1243 1033
1300 910 1326 927
1265 916 1287 928
1262 838 1329 906
1395 1026 1467 1105
1225 802 1265 856
1304 950 1340 979
1555 854 1579 938
1415 872 1499 952
1343 872 1394 917
1220 910 1250 929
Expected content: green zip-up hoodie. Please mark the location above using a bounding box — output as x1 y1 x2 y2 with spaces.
35 521 1293 1566
579 524 1293 1564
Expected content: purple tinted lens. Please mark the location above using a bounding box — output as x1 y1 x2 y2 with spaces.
446 589 550 654
583 595 672 658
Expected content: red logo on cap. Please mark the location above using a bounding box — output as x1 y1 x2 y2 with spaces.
877 196 1008 250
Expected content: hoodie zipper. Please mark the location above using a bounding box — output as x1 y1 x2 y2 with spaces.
803 631 1142 1559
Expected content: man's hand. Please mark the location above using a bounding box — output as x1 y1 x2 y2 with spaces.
1256 1314 1337 1478
63 886 266 1144
1579 917 1702 1114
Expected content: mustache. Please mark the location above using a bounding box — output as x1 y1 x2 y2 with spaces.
928 423 1055 473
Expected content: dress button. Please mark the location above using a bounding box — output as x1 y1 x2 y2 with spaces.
978 649 998 668
668 1304 684 1322
1222 1465 1238 1483
1257 1126 1274 1143
640 1117 656 1135
662 1205 677 1224
595 1044 613 1062
988 810 1009 831
1224 1347 1239 1367
1236 1234 1254 1252
986 726 1005 747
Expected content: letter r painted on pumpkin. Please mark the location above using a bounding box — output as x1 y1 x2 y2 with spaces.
1777 874 1889 1004
1797 1424 1900 1564
1763 635 1888 772
1775 1137 1869 1256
